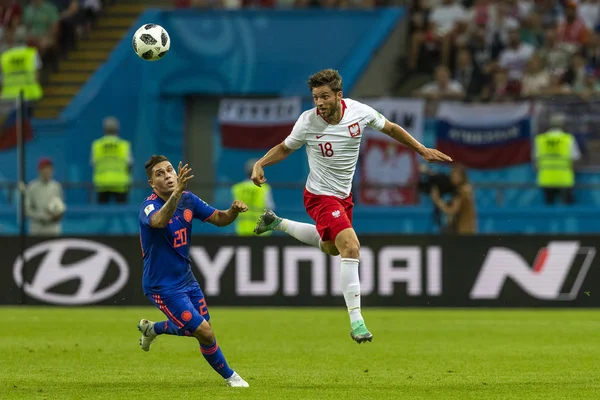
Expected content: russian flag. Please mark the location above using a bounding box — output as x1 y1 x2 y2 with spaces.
0 104 33 152
218 97 301 149
435 102 532 169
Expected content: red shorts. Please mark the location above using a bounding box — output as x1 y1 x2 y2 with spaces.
303 188 354 242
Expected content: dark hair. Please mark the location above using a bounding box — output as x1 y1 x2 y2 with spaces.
307 69 343 93
145 155 169 178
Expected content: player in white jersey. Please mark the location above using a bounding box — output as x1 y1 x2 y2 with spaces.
251 69 451 343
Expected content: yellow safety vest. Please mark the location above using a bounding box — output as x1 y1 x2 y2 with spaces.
231 180 270 236
1 47 43 101
92 136 131 192
535 130 575 188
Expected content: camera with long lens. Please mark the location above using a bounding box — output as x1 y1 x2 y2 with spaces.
418 165 456 231
417 165 455 196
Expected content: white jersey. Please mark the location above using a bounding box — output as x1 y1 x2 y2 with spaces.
284 98 386 198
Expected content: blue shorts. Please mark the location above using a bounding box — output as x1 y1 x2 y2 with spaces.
147 282 211 336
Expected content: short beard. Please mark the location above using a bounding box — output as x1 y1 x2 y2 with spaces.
330 101 342 121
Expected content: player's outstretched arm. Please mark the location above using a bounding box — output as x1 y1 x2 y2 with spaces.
150 162 193 228
207 200 248 227
251 142 294 187
379 120 453 163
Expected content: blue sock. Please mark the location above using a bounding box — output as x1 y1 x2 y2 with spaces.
200 339 234 379
153 320 179 336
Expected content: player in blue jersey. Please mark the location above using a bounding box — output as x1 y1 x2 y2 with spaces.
137 155 250 388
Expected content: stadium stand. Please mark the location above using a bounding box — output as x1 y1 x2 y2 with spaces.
37 0 166 118
408 0 600 102
0 1 599 235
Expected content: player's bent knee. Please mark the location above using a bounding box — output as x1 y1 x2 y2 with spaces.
340 244 360 259
321 241 339 256
192 320 215 345
335 230 360 259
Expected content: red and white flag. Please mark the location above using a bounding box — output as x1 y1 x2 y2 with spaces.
218 97 301 149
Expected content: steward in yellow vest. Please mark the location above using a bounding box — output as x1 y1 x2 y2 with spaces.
535 114 579 205
1 46 43 102
91 117 132 204
231 159 275 236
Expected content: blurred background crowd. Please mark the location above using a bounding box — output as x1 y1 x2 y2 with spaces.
0 0 107 83
0 0 597 237
409 0 600 102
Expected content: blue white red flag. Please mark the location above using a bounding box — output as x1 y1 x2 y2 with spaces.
435 102 532 169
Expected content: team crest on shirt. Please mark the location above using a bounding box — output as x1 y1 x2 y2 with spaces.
348 122 361 137
181 310 192 322
184 209 193 223
332 210 341 218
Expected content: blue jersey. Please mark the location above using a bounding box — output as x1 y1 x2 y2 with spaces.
139 191 216 295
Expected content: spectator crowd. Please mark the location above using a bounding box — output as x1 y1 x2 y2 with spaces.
0 0 105 88
410 0 600 102
174 0 382 9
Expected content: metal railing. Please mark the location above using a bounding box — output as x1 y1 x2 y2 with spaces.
472 182 600 206
0 181 308 205
3 181 600 207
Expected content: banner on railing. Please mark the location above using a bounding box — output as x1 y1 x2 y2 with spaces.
435 102 532 169
360 137 419 205
359 98 424 205
536 96 600 168
2 236 598 307
361 98 425 142
218 97 301 149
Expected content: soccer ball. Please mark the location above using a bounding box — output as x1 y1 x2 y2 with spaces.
132 23 170 61
47 196 66 215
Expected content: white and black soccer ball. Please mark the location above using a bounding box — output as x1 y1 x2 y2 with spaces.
132 23 170 61
47 196 66 215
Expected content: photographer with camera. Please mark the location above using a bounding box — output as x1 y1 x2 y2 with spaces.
418 163 454 231
421 164 477 234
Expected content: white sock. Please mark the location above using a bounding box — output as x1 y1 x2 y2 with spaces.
340 258 363 324
275 218 322 250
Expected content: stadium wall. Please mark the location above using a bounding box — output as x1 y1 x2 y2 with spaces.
2 236 598 307
350 9 409 98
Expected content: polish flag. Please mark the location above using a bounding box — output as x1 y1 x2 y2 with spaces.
218 97 301 149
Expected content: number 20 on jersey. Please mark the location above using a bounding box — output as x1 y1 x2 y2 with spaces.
174 228 187 248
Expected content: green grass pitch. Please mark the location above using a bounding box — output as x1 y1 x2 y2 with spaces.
1 307 599 399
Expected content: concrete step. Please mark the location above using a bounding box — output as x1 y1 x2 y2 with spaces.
48 72 91 83
97 16 137 29
89 29 128 40
35 106 62 119
68 49 112 61
60 61 101 72
44 85 81 96
38 96 72 108
76 40 116 51
106 4 146 14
